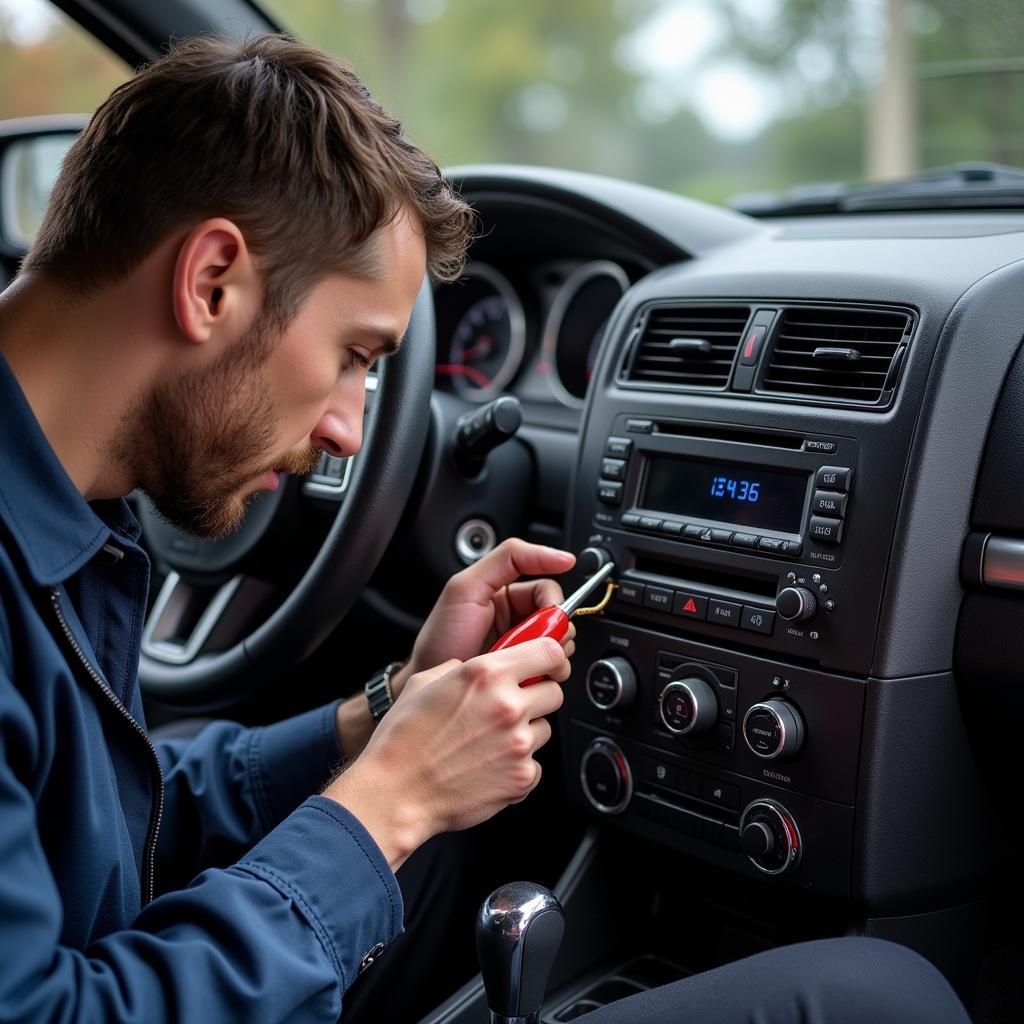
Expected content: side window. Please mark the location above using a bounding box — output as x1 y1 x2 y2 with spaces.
0 0 127 269
0 0 128 120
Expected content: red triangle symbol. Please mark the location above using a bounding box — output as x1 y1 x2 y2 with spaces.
682 598 697 614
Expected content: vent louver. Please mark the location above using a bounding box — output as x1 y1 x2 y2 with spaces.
625 305 750 388
761 306 912 404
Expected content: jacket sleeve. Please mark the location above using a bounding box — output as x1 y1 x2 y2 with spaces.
153 701 345 888
1 673 403 1024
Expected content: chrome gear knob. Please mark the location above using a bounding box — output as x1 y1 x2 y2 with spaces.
476 881 565 1024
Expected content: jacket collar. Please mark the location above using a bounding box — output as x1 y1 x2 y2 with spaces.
0 352 141 587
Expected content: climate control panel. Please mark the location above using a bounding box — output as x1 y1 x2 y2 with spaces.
560 619 864 896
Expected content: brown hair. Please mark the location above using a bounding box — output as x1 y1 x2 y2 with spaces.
22 33 474 322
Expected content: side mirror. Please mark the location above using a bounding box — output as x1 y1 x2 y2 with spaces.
0 115 87 254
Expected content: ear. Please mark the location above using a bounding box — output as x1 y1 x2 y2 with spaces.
171 218 259 345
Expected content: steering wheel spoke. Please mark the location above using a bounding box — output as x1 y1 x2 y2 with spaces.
141 571 275 666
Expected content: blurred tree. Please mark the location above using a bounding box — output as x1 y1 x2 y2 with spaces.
269 0 718 188
708 0 1024 184
0 6 127 120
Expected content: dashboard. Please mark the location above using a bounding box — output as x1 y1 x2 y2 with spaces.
397 167 1024 986
434 258 634 409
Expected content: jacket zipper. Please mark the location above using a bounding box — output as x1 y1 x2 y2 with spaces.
48 587 165 905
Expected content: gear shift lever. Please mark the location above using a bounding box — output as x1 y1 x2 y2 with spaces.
476 881 565 1024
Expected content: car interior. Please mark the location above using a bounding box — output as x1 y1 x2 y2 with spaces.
2 1 1023 1021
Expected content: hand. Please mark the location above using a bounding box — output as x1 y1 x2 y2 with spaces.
389 538 577 699
324 637 569 870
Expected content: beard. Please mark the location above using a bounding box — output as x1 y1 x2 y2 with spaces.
115 315 321 539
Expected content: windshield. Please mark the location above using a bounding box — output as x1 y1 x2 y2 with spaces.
260 0 1024 205
0 0 1021 206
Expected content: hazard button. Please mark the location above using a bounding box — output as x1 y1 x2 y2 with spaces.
672 591 708 621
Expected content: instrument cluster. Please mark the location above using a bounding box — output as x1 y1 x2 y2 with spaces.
433 259 631 409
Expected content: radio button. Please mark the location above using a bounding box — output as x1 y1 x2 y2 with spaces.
621 512 642 527
757 537 785 554
732 533 760 549
615 580 645 606
640 516 663 531
812 490 847 516
684 525 705 541
782 539 803 556
809 515 844 543
660 520 684 537
601 457 627 481
741 605 775 635
672 591 708 620
707 599 742 628
597 480 623 505
710 529 734 545
625 418 653 433
701 776 740 810
641 758 677 789
814 466 852 492
605 436 633 457
643 586 673 612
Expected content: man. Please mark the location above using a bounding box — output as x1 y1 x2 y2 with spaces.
0 32 969 1024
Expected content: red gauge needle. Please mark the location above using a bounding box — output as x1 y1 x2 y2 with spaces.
435 364 494 390
489 562 615 685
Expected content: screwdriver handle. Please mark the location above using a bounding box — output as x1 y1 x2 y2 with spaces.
488 605 569 686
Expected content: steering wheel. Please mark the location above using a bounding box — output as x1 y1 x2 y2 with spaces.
137 280 436 710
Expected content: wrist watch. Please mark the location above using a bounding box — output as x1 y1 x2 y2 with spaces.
365 660 405 724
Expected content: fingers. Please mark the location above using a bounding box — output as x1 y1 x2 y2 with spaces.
447 538 575 605
503 579 565 621
475 636 568 686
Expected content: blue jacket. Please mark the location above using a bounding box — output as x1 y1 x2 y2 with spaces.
0 352 403 1022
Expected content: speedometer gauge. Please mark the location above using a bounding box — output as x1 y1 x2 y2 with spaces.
437 264 526 402
543 261 629 408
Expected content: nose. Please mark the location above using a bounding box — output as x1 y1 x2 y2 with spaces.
311 379 365 458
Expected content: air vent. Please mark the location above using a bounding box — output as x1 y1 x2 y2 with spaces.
625 305 750 388
761 306 912 404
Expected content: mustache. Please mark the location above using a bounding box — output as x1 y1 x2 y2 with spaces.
266 445 324 478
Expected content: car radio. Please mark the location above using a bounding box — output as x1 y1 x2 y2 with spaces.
581 413 865 672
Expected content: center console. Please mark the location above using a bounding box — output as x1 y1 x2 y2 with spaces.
560 303 916 901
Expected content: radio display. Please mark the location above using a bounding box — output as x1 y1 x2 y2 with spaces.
642 456 808 534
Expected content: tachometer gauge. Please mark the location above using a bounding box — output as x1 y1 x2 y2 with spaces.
543 261 629 408
437 264 526 402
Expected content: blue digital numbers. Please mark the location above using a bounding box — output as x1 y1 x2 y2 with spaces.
710 476 760 503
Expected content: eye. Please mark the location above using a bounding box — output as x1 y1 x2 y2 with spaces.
346 349 373 371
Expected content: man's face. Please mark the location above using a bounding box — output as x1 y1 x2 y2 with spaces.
128 210 427 538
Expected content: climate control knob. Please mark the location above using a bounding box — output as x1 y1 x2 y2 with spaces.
580 737 633 814
776 586 816 622
577 546 613 576
585 657 637 711
739 800 801 875
658 677 718 736
742 699 805 760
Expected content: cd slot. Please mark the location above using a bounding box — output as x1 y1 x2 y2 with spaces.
633 555 778 600
653 421 804 450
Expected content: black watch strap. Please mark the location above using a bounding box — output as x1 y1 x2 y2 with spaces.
365 660 404 724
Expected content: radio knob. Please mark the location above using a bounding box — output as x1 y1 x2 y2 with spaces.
577 546 613 576
580 737 633 814
742 699 805 760
585 657 637 711
658 677 718 736
776 586 817 622
739 800 801 875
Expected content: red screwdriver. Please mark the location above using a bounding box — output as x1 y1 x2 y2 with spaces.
489 561 616 685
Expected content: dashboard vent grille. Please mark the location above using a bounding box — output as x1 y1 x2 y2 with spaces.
626 305 750 388
761 306 912 403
